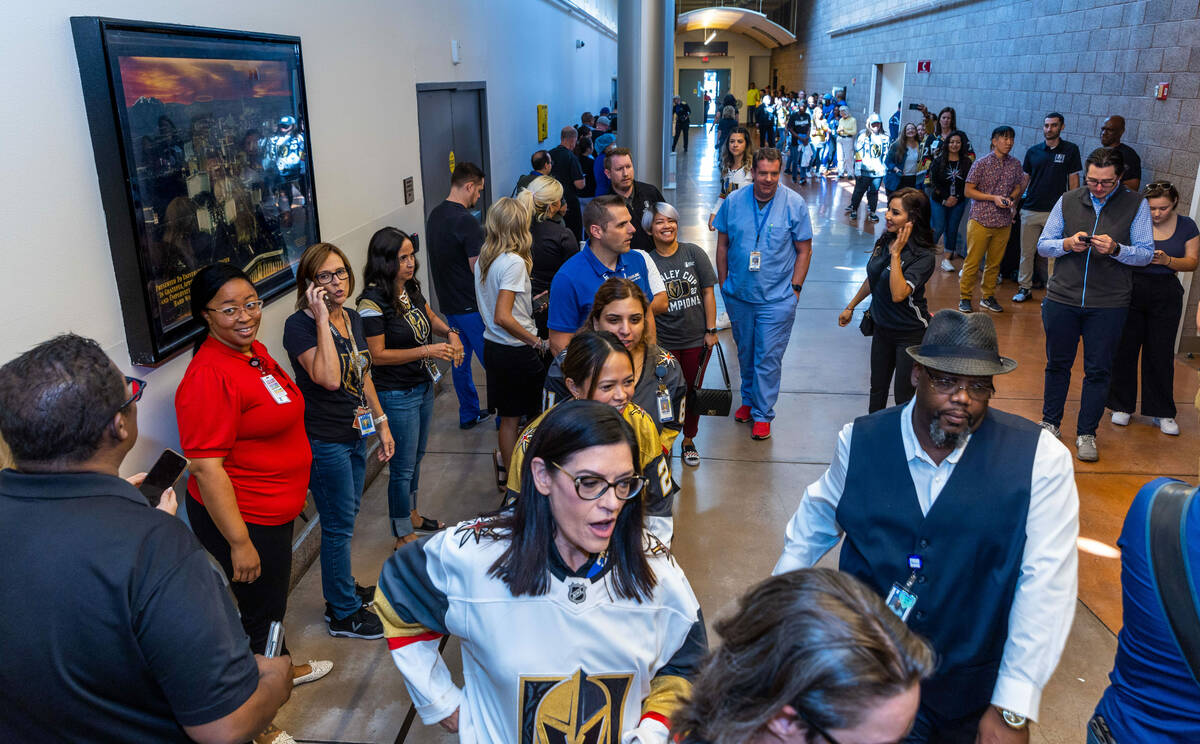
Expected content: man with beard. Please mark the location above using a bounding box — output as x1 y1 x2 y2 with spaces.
775 310 1079 744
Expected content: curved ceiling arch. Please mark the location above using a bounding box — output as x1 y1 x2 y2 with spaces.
676 7 796 49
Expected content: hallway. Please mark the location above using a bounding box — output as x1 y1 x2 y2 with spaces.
275 125 1200 743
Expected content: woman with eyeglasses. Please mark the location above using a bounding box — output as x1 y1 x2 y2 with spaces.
375 398 707 743
283 242 395 640
1108 180 1199 436
672 568 933 744
176 263 333 695
357 227 461 550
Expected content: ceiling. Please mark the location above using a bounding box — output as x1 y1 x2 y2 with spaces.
676 5 797 49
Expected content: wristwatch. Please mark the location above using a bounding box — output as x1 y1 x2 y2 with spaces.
1112 243 1121 257
791 283 803 294
996 707 1028 730
705 327 719 334
446 327 462 336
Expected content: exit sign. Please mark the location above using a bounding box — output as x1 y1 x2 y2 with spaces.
917 59 931 73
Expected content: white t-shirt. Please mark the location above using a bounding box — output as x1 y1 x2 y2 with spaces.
475 252 536 346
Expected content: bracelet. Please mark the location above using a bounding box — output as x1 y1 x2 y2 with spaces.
373 414 388 425
446 327 461 337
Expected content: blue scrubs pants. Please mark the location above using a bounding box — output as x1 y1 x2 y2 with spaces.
725 293 798 422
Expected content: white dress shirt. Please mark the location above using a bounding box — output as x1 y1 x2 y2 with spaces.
774 400 1079 721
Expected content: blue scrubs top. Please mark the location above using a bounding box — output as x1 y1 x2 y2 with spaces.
547 245 656 333
713 185 813 303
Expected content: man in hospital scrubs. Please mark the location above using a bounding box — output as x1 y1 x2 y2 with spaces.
714 147 814 441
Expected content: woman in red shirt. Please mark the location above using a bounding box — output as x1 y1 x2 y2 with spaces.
176 264 331 689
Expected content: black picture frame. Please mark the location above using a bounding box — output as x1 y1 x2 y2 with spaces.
71 17 320 365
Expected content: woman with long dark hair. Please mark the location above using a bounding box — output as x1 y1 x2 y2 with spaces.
885 122 923 196
928 130 974 272
357 227 461 548
375 399 707 742
176 264 332 696
838 188 936 411
708 126 752 232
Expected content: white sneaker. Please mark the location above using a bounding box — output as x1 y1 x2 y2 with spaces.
1155 417 1180 435
715 311 731 330
1111 411 1131 426
293 659 334 686
940 257 956 272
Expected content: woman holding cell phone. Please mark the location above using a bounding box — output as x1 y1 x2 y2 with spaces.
176 263 332 692
283 242 395 641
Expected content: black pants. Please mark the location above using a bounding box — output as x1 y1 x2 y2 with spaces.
187 496 294 656
1042 299 1128 436
851 174 883 212
904 702 988 744
1108 271 1184 418
672 120 689 151
869 324 927 412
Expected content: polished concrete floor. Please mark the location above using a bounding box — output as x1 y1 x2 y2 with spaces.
275 126 1200 743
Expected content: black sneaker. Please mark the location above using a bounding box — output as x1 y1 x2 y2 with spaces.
327 606 384 639
849 210 858 220
867 213 879 223
459 411 493 430
957 300 972 313
980 297 1003 313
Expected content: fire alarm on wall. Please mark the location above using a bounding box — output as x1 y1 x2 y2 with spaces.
1155 82 1169 100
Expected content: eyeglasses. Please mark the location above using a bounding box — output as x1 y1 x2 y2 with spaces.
552 462 646 501
926 372 994 400
314 268 349 285
119 376 148 411
1085 178 1118 188
206 300 264 318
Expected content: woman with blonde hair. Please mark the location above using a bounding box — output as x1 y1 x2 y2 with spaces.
524 175 578 338
475 195 548 486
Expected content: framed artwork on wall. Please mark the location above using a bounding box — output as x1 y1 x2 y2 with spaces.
71 17 320 364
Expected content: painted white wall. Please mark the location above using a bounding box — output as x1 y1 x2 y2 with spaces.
673 29 770 107
0 0 616 472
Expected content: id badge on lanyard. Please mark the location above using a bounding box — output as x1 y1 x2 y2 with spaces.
750 196 774 271
885 554 923 622
654 365 673 422
260 374 291 404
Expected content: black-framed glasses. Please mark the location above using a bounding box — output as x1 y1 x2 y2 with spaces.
314 267 349 285
119 376 147 410
1085 177 1118 188
552 462 646 501
796 709 841 744
206 300 264 318
926 372 994 400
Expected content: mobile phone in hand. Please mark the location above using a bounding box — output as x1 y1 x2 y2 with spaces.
1079 235 1093 245
908 103 921 110
265 621 284 658
139 449 188 507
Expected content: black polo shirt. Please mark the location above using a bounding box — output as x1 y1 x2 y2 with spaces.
0 469 259 741
1022 139 1082 211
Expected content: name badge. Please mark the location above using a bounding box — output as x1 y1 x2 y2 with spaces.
353 407 376 437
1054 153 1065 163
886 582 917 622
426 360 443 384
260 374 291 404
656 386 674 422
749 251 762 271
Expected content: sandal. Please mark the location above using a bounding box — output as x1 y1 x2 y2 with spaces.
681 442 700 467
493 448 507 493
412 516 444 533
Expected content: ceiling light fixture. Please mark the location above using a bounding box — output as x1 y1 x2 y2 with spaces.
704 29 716 44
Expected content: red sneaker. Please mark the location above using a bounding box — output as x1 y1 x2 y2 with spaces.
751 421 771 440
734 405 752 423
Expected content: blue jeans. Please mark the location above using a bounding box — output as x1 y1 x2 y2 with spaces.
1041 299 1129 436
931 198 968 258
725 293 799 422
378 382 434 538
445 311 486 425
308 436 367 619
786 136 807 179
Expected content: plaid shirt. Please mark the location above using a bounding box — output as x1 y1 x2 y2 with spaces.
966 152 1027 228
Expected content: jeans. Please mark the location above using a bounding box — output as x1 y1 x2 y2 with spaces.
378 382 434 538
1108 271 1184 418
850 173 883 212
308 436 367 619
930 199 968 258
1041 299 1129 436
869 324 926 412
725 293 799 422
786 138 807 180
808 142 824 171
444 311 486 425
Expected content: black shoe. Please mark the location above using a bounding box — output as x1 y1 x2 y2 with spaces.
957 300 972 313
980 297 1003 313
327 606 384 639
867 213 879 223
459 411 493 430
354 582 375 607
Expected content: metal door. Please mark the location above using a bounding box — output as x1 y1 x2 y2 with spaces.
678 69 705 121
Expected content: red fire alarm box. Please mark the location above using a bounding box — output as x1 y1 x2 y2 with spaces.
1155 82 1169 100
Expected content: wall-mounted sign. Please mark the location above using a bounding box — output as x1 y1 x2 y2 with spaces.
537 104 549 142
917 59 931 73
684 41 727 57
403 176 414 205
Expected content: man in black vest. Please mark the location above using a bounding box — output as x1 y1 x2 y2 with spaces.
1036 147 1154 462
775 310 1079 744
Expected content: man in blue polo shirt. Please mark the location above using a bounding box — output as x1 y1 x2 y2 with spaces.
715 147 814 441
547 194 666 354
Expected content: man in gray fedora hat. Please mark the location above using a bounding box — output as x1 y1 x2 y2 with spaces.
774 309 1079 744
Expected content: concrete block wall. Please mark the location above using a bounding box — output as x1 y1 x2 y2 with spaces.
773 0 1200 343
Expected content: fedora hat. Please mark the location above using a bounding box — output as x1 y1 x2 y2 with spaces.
906 310 1017 377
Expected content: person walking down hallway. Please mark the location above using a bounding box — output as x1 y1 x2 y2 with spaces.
715 148 814 441
1037 148 1154 462
671 95 691 153
847 113 888 222
776 310 1079 744
1013 113 1081 304
960 126 1027 314
1108 181 1198 437
426 162 493 430
839 188 935 412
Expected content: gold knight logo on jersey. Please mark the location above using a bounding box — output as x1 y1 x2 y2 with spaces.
519 669 632 744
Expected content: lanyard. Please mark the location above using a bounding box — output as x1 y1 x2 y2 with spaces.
328 310 368 408
753 195 775 248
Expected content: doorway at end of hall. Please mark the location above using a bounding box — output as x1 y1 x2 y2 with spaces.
679 68 730 127
871 62 905 127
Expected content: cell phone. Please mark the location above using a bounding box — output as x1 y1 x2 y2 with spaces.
139 449 188 507
265 621 284 658
1079 235 1093 245
908 103 922 110
306 279 334 311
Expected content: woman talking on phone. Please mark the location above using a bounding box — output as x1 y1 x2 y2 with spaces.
176 264 332 692
357 227 460 549
283 242 395 640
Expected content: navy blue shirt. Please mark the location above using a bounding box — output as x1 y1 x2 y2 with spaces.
1022 139 1082 212
0 470 258 741
547 246 656 333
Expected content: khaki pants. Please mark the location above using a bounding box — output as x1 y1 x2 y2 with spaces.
1018 209 1055 290
961 220 1010 301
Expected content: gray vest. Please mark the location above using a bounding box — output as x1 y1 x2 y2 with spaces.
1045 185 1141 308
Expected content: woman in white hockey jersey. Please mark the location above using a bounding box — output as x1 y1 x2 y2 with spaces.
375 399 707 744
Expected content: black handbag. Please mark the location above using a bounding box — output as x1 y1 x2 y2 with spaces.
692 342 733 417
859 308 875 337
